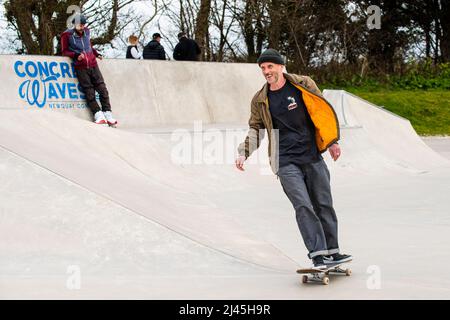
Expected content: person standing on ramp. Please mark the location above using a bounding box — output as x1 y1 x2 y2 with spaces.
235 49 352 269
61 14 118 127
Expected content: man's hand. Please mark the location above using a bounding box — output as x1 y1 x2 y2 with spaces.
235 155 246 171
77 53 85 61
97 55 103 60
328 143 341 161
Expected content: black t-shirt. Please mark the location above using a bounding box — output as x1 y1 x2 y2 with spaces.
268 81 322 168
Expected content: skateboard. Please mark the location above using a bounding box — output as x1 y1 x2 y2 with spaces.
296 262 352 285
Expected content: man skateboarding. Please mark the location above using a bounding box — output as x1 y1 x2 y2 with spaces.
235 49 352 269
61 14 117 127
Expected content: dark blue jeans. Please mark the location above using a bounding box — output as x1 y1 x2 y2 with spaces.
277 159 340 259
76 65 111 115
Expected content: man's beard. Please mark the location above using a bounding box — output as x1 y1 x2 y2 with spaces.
267 73 279 83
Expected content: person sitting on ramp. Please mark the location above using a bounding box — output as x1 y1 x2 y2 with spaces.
61 14 118 127
235 49 352 269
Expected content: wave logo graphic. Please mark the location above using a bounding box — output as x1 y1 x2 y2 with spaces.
18 75 58 108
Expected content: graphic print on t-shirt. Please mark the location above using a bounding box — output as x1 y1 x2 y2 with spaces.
287 96 298 110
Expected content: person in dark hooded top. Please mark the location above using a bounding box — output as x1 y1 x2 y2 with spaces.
143 33 166 60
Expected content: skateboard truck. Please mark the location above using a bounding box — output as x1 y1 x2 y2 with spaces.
297 263 352 285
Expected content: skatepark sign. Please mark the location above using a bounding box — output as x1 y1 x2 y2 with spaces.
11 57 89 110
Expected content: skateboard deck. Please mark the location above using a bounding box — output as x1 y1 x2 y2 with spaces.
296 262 352 285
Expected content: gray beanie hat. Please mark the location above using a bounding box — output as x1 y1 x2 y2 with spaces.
72 14 87 25
257 49 285 65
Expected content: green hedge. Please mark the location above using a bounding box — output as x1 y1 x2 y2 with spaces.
322 61 450 91
341 89 450 136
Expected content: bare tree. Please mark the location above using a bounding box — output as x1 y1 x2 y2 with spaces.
231 0 268 62
209 0 240 61
4 0 136 55
194 0 211 60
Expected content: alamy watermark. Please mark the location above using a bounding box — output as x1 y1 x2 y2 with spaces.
66 265 81 290
66 5 82 28
169 121 278 175
367 5 381 30
366 265 382 290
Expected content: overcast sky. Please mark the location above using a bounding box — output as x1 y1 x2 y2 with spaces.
0 0 21 54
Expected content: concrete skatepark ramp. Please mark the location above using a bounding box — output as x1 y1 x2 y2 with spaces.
1 55 450 299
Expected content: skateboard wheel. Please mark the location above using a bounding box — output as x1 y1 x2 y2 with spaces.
302 275 308 284
322 277 329 285
346 269 352 276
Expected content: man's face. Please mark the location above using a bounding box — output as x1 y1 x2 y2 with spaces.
75 24 86 32
260 62 284 84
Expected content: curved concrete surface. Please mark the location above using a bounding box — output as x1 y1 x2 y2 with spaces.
1 55 450 299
